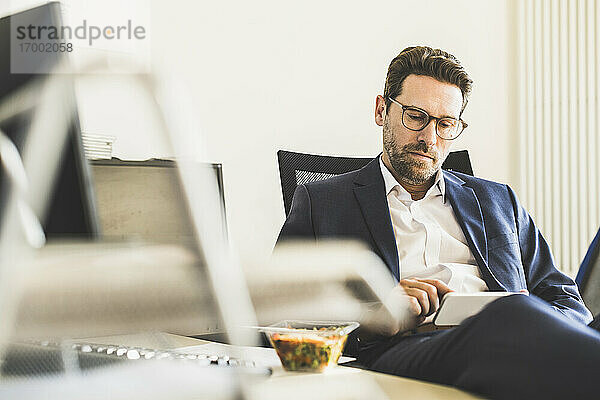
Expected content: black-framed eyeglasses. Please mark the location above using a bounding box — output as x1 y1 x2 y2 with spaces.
387 97 468 140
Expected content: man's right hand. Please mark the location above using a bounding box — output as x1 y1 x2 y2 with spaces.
399 278 454 323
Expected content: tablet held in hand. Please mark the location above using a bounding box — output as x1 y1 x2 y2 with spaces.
433 292 526 326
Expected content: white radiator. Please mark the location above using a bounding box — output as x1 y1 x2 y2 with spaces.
517 0 600 275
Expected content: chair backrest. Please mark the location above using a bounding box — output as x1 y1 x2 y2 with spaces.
277 149 474 215
576 228 600 315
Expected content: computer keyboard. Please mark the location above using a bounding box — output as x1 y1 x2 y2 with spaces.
1 340 271 377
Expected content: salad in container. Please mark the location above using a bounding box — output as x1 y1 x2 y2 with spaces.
259 320 359 372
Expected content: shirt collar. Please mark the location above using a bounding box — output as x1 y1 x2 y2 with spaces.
378 155 446 202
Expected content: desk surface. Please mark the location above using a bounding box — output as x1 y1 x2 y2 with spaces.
83 332 482 400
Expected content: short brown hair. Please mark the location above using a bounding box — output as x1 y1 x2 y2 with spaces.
384 46 473 114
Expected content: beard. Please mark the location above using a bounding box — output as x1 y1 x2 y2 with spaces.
383 118 444 185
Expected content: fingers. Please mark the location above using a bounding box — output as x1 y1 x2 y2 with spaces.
406 295 422 316
415 278 454 297
399 279 440 317
405 296 426 326
404 287 429 316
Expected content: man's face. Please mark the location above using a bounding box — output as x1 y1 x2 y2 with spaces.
375 74 464 185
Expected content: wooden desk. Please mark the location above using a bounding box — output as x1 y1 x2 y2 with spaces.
83 332 482 400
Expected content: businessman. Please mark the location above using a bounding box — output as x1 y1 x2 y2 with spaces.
277 46 600 399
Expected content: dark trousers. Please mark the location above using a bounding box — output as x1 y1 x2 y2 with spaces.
359 295 600 400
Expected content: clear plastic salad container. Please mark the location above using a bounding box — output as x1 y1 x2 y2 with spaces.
259 320 359 372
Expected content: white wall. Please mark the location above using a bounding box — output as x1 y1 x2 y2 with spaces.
147 0 518 261
3 1 518 263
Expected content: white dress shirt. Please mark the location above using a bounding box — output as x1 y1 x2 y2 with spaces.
379 157 488 293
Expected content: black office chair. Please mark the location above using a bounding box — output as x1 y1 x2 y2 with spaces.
277 149 474 215
576 228 600 316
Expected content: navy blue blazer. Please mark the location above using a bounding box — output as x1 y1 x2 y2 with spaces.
277 157 593 325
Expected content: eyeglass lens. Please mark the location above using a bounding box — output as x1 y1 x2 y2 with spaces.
402 108 461 139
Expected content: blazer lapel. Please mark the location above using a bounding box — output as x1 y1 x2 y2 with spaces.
353 158 400 280
444 171 504 290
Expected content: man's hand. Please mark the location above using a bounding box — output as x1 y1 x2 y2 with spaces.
399 278 454 323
